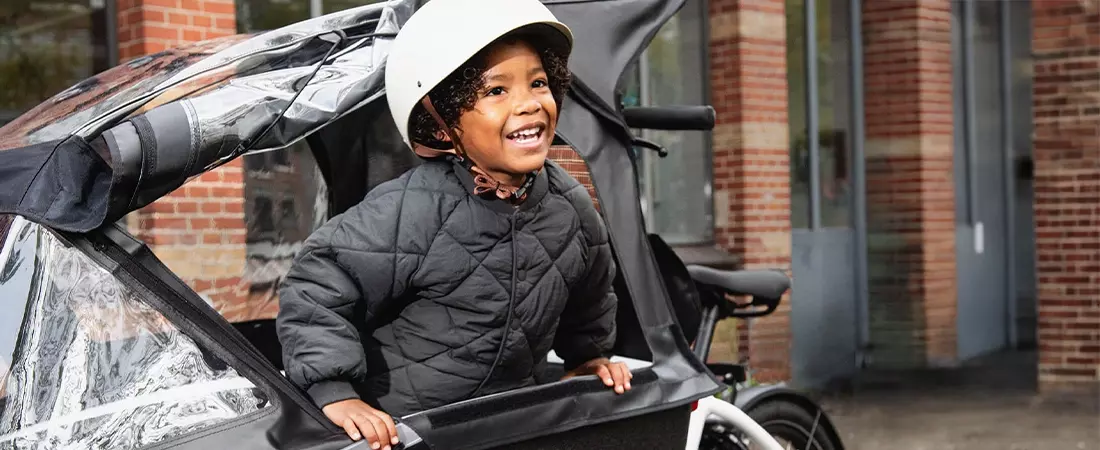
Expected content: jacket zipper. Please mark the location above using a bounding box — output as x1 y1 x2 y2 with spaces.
471 211 519 398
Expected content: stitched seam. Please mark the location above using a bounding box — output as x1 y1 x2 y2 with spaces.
324 247 428 257
438 229 512 295
389 179 410 302
413 196 464 282
562 190 607 247
441 226 509 266
403 364 428 412
402 332 503 380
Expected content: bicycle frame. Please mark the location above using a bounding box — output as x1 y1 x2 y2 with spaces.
686 397 785 450
681 302 787 450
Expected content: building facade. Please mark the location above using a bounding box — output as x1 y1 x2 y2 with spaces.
1 0 1096 395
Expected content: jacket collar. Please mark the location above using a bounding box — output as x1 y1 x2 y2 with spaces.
448 158 549 214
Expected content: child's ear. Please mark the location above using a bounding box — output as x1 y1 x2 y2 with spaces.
434 129 452 143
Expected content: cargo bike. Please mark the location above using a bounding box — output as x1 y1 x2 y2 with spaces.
0 0 844 448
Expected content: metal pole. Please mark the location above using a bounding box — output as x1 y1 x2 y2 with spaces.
848 0 871 365
697 0 716 239
999 0 1018 348
639 51 656 232
105 0 119 67
311 0 323 18
962 0 979 226
806 0 822 229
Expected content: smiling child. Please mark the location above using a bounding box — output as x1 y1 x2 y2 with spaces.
275 1 630 449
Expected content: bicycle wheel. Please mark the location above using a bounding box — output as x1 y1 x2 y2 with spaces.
699 399 840 450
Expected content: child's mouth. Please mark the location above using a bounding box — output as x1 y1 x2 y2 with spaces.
506 125 545 147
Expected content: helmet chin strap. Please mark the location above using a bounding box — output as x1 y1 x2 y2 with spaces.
419 95 468 158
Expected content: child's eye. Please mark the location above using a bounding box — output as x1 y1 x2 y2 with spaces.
486 87 505 96
532 79 548 89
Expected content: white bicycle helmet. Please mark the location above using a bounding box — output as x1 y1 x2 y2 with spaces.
384 0 574 150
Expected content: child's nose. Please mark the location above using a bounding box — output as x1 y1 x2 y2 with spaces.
513 94 542 115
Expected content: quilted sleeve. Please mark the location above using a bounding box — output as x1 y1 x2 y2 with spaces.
553 186 619 371
276 180 422 408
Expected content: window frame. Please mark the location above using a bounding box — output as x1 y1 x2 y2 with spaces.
631 0 715 246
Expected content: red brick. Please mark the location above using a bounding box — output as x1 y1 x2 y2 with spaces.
189 218 215 229
176 201 199 213
203 1 236 15
154 218 187 230
211 186 242 198
1033 0 1100 395
143 24 179 41
169 13 191 26
140 8 165 23
214 17 237 31
200 201 222 214
145 0 178 8
191 279 214 292
224 200 245 214
213 217 243 229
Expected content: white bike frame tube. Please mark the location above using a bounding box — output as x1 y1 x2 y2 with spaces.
685 397 785 450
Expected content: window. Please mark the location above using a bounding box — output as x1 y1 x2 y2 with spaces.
236 0 387 33
625 0 712 245
0 0 115 127
279 199 299 230
0 216 270 448
786 0 855 229
251 196 277 235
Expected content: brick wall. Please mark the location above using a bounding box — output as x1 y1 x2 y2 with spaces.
861 0 958 368
548 145 600 210
129 162 251 318
1032 0 1100 394
117 0 251 319
117 0 237 61
708 0 793 382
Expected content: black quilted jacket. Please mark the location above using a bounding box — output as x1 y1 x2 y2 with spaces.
276 158 618 417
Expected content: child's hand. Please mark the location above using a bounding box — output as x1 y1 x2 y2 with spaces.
322 398 399 449
561 357 633 394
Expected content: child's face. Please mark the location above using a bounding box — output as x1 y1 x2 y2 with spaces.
454 40 558 181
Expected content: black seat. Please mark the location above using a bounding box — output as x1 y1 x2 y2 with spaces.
685 265 790 301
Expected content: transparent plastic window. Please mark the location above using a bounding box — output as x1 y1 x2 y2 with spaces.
0 216 270 449
127 142 328 325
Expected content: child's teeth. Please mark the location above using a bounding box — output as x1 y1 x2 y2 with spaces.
511 128 540 140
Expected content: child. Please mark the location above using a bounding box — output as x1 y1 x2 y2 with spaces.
275 0 630 448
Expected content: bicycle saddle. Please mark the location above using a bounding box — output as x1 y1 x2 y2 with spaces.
684 265 790 301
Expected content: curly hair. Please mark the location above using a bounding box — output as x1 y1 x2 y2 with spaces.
409 27 572 150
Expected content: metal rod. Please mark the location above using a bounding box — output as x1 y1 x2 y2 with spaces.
697 0 717 241
311 0 323 18
693 306 720 362
999 0 1018 348
848 0 871 364
639 49 656 232
806 0 822 229
104 0 119 67
962 0 979 225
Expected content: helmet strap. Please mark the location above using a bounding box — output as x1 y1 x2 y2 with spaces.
420 95 467 158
